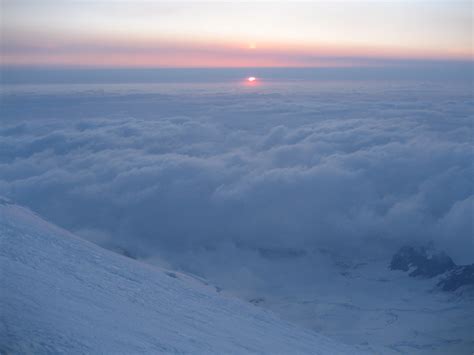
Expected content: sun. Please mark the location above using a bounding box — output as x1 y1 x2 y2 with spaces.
244 76 259 86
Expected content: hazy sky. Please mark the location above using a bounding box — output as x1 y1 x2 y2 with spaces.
1 0 472 67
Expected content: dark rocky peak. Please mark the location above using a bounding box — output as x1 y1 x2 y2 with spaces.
390 245 474 292
390 245 455 278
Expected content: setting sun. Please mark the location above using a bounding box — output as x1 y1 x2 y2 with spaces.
247 76 256 82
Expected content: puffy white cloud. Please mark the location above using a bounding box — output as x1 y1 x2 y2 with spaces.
0 81 472 265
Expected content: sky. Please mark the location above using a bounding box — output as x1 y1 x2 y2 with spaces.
1 0 472 68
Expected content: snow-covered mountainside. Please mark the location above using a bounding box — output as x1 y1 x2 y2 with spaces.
0 198 359 354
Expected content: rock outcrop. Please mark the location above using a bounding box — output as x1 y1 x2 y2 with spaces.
390 245 455 278
390 245 473 291
437 265 474 291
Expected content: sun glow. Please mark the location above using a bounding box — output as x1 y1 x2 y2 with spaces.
247 76 256 82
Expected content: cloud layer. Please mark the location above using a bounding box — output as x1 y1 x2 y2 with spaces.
1 81 472 264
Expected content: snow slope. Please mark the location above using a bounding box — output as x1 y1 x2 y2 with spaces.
0 198 360 354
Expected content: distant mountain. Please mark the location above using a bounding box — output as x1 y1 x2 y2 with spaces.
390 244 474 291
0 198 358 354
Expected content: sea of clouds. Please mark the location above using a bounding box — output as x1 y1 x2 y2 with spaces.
1 80 472 271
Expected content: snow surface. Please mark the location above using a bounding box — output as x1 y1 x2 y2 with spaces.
0 198 361 354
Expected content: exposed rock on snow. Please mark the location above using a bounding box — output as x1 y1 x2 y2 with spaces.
390 245 455 278
437 265 474 291
390 245 474 293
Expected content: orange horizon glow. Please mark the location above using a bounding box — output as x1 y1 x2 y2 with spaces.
2 1 471 68
1 36 472 69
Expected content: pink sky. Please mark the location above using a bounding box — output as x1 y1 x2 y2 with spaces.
1 1 472 68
